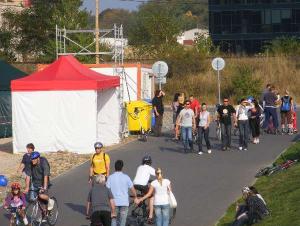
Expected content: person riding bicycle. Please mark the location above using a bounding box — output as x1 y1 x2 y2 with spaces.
4 182 29 225
133 155 156 223
89 142 110 184
24 151 54 211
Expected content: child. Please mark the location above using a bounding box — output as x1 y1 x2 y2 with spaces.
17 143 35 177
4 182 29 225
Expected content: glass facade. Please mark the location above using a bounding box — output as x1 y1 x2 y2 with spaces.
209 2 300 53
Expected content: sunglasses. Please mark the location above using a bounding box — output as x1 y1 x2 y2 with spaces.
223 100 229 102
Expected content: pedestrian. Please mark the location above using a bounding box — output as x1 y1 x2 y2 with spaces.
107 160 138 226
86 174 116 226
260 84 271 107
176 100 196 153
189 95 200 120
152 90 165 137
89 142 110 184
17 143 35 178
249 99 262 144
262 86 280 134
172 93 180 139
236 99 254 151
175 99 185 140
198 103 212 155
136 168 172 226
280 90 294 135
217 97 237 151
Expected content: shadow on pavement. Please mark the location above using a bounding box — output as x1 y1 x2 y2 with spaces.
65 202 86 215
159 146 185 154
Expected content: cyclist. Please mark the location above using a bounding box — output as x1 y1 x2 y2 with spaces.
133 155 156 223
89 142 110 184
4 182 29 225
24 151 54 211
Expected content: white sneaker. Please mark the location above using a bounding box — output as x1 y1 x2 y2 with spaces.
243 148 248 151
48 198 55 210
239 147 243 151
207 150 212 154
198 151 203 155
23 217 29 225
257 138 260 144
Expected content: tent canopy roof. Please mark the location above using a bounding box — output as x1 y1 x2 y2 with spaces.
11 56 120 91
0 61 27 91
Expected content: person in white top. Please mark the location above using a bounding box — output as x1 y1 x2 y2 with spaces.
176 100 196 153
136 168 172 226
198 103 212 155
236 98 254 151
133 155 155 222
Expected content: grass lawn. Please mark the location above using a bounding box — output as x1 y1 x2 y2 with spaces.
216 141 300 226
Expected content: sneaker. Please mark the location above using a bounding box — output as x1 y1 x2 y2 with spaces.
243 148 248 151
48 198 55 211
198 151 203 155
222 147 226 151
207 150 212 154
23 217 29 225
257 138 260 144
239 147 243 151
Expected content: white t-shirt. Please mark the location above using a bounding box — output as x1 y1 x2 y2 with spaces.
133 165 155 186
199 111 210 127
179 108 194 127
151 179 171 205
236 105 253 121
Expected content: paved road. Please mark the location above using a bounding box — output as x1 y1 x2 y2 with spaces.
1 122 298 226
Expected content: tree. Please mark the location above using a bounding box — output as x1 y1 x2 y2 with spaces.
0 0 91 62
264 36 300 56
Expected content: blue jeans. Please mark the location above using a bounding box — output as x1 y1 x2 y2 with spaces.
238 120 249 148
154 205 170 226
221 123 231 148
111 206 128 226
181 126 193 151
263 107 279 129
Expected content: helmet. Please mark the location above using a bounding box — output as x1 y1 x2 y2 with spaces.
0 175 8 187
242 186 251 194
30 151 40 160
142 155 152 165
11 182 21 190
94 142 103 149
247 96 254 103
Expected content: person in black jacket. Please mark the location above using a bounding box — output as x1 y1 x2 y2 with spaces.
232 187 269 226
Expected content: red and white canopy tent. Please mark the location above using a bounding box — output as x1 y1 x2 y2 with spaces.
11 56 120 154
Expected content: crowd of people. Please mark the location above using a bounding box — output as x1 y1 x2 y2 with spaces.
159 84 298 154
3 142 174 226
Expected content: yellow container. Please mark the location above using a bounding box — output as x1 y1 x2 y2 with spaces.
126 101 152 132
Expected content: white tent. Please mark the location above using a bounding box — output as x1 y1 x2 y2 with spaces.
11 56 121 154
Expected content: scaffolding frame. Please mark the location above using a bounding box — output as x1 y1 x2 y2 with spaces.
55 24 124 68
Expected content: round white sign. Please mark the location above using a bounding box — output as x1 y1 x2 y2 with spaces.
212 57 225 71
152 61 168 77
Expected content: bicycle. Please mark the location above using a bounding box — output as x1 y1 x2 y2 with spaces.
4 206 27 226
255 159 298 177
127 192 176 226
215 120 222 141
26 188 58 226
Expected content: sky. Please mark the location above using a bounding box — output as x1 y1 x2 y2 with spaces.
82 0 142 14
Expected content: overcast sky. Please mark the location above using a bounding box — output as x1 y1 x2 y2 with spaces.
82 0 142 14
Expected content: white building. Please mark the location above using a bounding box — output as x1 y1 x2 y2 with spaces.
177 28 209 45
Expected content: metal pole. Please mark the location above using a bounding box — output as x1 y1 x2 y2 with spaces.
95 0 100 64
158 64 162 90
218 69 221 105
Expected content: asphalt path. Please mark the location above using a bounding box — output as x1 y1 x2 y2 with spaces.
1 114 299 226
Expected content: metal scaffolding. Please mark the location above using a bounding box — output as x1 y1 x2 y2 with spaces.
55 24 124 69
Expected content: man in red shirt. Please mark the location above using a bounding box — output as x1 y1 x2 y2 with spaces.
189 95 200 118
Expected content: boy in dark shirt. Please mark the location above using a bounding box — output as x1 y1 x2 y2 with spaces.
152 90 165 137
17 143 35 177
217 98 237 151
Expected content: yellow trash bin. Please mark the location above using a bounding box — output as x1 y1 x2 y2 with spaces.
126 101 152 132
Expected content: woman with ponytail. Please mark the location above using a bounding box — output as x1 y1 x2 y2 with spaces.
136 168 172 226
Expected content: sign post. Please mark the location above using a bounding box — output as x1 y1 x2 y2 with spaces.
152 61 168 90
211 57 225 104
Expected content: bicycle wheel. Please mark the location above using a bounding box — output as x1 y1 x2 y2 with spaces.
47 197 59 226
26 202 42 226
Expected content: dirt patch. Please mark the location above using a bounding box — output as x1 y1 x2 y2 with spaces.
0 136 136 203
